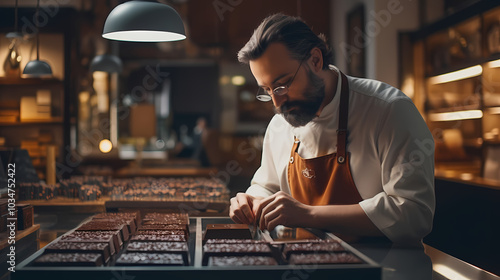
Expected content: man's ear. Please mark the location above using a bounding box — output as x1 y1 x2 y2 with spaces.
309 47 323 72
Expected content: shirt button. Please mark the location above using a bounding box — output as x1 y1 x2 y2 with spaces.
290 157 294 164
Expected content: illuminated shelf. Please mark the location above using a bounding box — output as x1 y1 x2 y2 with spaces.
0 117 64 126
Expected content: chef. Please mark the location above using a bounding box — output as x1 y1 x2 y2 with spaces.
229 14 435 245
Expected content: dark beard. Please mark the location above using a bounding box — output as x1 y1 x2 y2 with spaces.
274 69 325 127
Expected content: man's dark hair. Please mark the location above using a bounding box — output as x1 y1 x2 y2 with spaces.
238 13 333 69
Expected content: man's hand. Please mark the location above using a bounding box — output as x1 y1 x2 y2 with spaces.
253 191 311 231
230 193 263 224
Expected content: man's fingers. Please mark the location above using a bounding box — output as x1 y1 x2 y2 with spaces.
236 194 254 224
254 195 275 229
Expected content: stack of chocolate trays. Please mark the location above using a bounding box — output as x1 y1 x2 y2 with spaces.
33 212 140 266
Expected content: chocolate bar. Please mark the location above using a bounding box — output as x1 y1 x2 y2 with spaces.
204 239 266 245
136 230 186 237
204 224 252 240
126 241 189 265
130 234 186 242
208 256 278 266
138 224 189 233
34 253 103 266
288 252 363 265
283 240 346 258
202 243 272 265
44 242 111 263
76 221 130 242
115 253 185 266
61 230 122 255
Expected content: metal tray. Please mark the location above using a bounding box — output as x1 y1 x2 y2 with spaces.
13 217 381 280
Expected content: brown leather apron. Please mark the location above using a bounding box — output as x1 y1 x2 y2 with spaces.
288 71 362 206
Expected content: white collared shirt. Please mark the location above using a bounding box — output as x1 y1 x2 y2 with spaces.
246 66 435 244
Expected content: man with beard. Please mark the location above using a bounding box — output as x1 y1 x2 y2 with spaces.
230 14 435 245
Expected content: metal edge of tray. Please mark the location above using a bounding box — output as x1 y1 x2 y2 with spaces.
13 217 382 280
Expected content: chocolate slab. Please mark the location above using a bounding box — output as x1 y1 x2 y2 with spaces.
61 230 122 254
34 253 103 267
288 252 363 265
283 240 346 258
130 234 186 242
204 239 266 245
136 230 186 237
44 242 111 264
138 224 189 233
208 256 278 266
126 241 189 265
76 221 130 242
203 224 252 240
92 217 137 235
202 243 272 265
115 253 186 266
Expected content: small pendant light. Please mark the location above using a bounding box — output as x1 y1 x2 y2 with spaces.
23 0 52 77
89 54 123 73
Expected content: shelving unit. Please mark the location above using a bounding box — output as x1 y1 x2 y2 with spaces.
406 2 500 178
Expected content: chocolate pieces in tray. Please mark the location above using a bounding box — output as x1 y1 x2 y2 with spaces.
115 253 186 266
34 253 103 267
138 224 189 234
202 242 274 265
282 240 346 258
288 252 363 265
44 242 112 264
76 221 130 242
60 230 123 255
130 234 186 242
126 241 189 265
208 256 278 266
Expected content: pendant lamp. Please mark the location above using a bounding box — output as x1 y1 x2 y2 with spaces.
23 0 52 77
90 54 123 73
102 1 186 42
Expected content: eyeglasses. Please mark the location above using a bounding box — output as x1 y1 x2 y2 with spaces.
256 58 305 102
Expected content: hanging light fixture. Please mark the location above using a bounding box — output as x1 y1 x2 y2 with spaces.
23 0 52 77
102 1 186 42
90 54 123 73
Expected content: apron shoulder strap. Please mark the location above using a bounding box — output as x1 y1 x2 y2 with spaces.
337 72 350 164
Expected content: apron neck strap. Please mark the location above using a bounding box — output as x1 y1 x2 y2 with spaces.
337 72 350 161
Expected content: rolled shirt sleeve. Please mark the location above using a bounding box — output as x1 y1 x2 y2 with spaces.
359 98 435 244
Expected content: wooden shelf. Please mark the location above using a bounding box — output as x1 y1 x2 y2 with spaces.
0 77 62 85
0 224 40 251
0 117 64 126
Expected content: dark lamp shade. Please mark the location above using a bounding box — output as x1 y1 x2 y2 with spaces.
6 32 23 39
90 54 123 73
102 1 186 42
23 60 52 76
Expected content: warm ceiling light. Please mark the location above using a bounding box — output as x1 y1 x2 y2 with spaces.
231 76 246 86
99 139 113 153
102 1 186 42
429 110 483 122
90 54 122 73
486 58 500 68
429 65 482 84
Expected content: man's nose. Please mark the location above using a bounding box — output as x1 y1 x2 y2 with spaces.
272 94 287 108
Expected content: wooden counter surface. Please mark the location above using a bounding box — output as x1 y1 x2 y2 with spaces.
114 166 218 178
